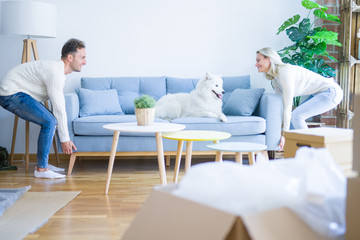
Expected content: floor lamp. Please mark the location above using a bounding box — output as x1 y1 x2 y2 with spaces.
1 1 58 171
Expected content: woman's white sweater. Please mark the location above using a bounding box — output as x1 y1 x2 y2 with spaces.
270 64 341 131
0 60 70 142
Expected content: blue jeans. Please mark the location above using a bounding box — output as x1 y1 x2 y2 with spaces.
0 92 57 168
291 85 343 129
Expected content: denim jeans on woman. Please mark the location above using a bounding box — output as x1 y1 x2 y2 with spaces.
291 85 343 129
0 92 57 168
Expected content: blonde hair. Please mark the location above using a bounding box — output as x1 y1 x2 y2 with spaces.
256 47 286 80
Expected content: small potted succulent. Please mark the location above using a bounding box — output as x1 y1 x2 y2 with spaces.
134 95 156 126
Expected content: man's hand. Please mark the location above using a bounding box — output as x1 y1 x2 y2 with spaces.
61 141 77 154
279 136 285 151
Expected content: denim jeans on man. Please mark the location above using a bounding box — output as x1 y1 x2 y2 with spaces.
0 92 57 168
291 85 343 129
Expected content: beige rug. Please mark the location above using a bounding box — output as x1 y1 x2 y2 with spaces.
0 191 81 240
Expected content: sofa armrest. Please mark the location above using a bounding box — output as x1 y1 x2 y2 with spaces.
64 92 80 141
253 93 283 150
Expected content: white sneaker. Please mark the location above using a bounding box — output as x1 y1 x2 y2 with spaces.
34 169 65 179
48 164 65 173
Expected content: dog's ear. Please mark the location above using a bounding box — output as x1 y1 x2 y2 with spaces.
205 72 211 81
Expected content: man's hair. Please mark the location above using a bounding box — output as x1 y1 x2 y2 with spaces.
61 38 85 59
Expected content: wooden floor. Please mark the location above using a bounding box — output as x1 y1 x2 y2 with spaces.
0 152 283 239
0 155 218 240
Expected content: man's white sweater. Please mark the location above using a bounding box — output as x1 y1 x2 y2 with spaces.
270 64 341 131
0 60 70 142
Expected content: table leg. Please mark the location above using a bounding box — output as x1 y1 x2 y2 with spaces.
165 155 171 167
173 140 184 183
184 141 193 173
215 151 223 162
235 152 243 164
248 152 255 165
261 150 269 161
105 131 120 194
155 132 167 185
213 140 223 162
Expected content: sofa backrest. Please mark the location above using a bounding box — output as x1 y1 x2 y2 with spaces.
80 75 250 114
81 77 166 114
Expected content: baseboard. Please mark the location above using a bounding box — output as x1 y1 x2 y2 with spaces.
11 153 70 162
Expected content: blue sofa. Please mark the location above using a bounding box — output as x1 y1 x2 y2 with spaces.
64 75 282 173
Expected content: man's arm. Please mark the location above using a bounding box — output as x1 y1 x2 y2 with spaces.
61 141 77 154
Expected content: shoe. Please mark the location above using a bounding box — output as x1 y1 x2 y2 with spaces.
34 169 65 179
48 164 65 173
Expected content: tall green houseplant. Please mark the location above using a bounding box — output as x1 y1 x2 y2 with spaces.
277 0 342 106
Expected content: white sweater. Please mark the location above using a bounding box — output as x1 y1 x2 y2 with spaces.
0 60 70 142
271 64 341 131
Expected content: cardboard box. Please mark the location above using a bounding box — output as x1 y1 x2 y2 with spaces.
353 95 360 173
122 184 338 240
284 127 353 173
346 177 360 240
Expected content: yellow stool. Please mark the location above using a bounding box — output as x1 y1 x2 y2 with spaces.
162 130 231 183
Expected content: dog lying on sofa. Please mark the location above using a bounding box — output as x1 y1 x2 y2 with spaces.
155 73 227 122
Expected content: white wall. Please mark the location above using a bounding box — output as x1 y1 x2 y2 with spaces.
0 0 309 153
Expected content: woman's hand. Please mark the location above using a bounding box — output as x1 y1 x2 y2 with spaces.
279 136 285 151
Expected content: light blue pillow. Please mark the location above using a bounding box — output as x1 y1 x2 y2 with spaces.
223 88 265 116
77 88 123 117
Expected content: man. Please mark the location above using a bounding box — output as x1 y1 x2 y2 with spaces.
0 38 86 178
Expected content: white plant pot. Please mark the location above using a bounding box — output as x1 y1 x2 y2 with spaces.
135 108 155 126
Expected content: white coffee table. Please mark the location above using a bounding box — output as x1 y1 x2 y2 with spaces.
103 122 185 194
206 142 268 164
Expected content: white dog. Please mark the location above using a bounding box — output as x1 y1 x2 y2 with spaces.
155 73 227 122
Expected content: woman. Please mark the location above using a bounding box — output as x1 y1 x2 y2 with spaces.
255 47 343 150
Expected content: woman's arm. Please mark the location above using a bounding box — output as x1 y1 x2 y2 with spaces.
277 69 296 131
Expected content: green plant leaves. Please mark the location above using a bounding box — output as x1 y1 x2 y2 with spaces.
277 0 341 82
285 18 311 42
308 30 342 46
134 95 156 108
277 14 300 34
302 42 327 55
313 9 341 23
301 0 328 11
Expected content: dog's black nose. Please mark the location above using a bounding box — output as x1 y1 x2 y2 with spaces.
222 90 225 94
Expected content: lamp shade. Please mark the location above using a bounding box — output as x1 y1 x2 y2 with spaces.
1 1 57 38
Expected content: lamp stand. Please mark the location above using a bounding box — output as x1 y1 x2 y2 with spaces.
9 39 59 171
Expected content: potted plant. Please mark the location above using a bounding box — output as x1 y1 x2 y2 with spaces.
134 95 156 126
276 0 342 107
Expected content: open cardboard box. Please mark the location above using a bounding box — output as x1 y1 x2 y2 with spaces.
123 95 360 240
347 95 360 240
123 183 353 240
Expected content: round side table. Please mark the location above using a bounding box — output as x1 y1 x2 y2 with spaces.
207 142 268 165
162 130 231 183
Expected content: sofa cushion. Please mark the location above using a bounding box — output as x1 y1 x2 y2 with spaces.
77 88 123 117
166 77 199 94
223 88 265 116
222 75 251 105
81 77 166 115
73 115 169 136
171 116 266 135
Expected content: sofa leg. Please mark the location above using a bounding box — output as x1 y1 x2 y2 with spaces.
165 155 171 167
267 150 276 159
68 153 77 175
